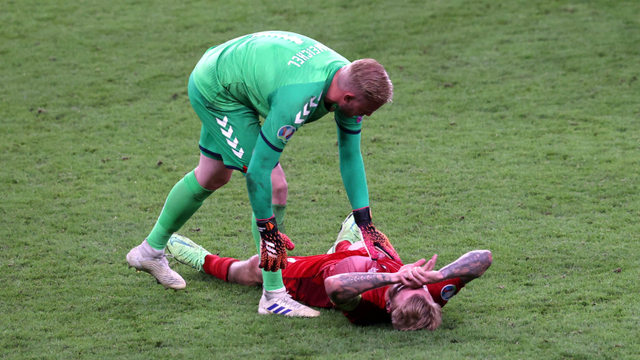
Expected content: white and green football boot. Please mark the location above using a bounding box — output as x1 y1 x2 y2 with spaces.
327 213 362 254
126 239 186 290
166 234 210 273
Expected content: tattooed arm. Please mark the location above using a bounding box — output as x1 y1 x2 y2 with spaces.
384 250 493 289
437 250 492 284
324 272 400 308
324 255 438 308
324 251 492 308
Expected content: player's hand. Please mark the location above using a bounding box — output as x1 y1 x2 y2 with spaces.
397 254 442 287
353 207 401 261
256 216 295 272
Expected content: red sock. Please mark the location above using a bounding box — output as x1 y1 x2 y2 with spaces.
203 254 239 282
335 240 352 253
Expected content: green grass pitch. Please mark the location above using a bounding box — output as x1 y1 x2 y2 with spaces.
1 0 639 358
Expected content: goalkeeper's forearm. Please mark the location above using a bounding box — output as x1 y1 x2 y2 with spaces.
246 138 281 219
324 272 400 305
337 126 369 210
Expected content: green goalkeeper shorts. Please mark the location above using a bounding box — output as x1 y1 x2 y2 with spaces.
188 73 260 173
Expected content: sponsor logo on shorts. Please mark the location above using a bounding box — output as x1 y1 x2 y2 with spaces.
277 125 296 143
441 284 457 301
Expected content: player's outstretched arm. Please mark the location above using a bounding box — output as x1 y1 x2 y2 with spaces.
335 121 400 261
336 125 369 210
246 137 294 271
434 250 492 285
385 250 492 288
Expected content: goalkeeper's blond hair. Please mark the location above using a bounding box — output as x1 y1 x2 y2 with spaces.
391 294 442 331
341 59 393 104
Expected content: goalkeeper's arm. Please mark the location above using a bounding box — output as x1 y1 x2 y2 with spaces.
336 123 369 209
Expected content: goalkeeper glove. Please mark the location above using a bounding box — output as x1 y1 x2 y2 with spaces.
353 207 400 261
256 216 295 272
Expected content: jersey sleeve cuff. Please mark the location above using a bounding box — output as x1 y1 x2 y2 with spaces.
335 120 361 135
259 130 284 152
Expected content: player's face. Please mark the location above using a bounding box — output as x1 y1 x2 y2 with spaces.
337 94 384 118
385 284 435 313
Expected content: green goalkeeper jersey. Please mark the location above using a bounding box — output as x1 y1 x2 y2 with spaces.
191 31 363 149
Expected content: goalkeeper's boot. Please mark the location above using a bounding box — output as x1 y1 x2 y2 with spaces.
126 239 186 290
258 288 320 317
166 233 211 273
327 213 362 254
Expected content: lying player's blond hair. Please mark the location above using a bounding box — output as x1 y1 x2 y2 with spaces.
391 294 443 331
343 59 393 104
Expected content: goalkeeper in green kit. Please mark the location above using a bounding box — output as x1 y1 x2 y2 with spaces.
126 31 400 317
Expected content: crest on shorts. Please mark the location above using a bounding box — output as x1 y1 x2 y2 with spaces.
277 125 296 143
356 116 363 124
441 284 457 301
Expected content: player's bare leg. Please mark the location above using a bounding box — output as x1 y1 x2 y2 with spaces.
194 154 234 191
227 255 263 286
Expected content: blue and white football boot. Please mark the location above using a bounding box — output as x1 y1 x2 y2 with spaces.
258 288 320 317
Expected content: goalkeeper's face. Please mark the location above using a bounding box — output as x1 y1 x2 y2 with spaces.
386 284 443 331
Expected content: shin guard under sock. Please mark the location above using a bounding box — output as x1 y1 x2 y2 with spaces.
146 171 213 250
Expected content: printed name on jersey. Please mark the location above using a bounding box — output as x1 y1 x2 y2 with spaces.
294 92 322 125
441 284 458 301
288 43 332 67
217 116 244 158
277 125 296 143
253 31 304 45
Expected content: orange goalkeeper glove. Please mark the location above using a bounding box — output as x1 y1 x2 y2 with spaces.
353 207 400 261
257 216 295 272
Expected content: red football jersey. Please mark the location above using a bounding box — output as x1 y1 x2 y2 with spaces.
282 248 464 325
325 252 465 325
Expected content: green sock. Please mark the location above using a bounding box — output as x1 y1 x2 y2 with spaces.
272 204 287 233
146 171 214 250
252 213 284 291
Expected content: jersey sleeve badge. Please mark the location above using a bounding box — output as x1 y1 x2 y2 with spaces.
277 125 296 143
441 284 458 301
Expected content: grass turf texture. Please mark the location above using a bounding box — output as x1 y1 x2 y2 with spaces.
1 0 639 358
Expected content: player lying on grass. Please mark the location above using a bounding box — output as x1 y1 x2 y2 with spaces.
167 214 492 330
